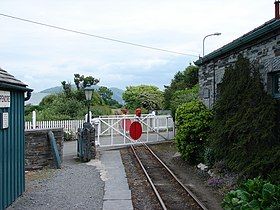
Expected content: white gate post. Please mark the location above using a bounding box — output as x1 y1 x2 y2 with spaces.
32 110 36 129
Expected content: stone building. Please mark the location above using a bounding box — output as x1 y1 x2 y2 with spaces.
195 1 280 108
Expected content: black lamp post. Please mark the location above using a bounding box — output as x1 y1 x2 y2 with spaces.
84 85 95 123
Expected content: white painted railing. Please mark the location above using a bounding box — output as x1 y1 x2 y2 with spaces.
25 120 84 132
25 114 174 141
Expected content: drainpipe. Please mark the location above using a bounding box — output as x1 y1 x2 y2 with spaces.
24 90 32 101
213 66 216 105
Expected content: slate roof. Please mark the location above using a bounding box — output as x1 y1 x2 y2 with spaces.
0 67 27 87
195 18 280 66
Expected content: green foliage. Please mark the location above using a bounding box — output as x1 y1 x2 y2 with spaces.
73 74 99 90
98 86 121 108
26 93 86 120
170 84 199 119
122 85 164 111
203 147 215 166
164 64 198 109
175 99 212 163
91 105 112 116
25 74 117 120
61 81 72 96
25 104 43 121
210 55 280 180
223 177 280 210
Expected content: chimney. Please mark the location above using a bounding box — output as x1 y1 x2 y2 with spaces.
275 0 280 19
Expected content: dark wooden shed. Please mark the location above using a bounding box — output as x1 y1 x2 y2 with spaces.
0 68 32 210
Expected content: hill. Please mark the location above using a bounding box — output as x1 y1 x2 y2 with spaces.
26 85 124 105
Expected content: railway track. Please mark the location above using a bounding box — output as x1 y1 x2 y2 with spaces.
130 143 208 210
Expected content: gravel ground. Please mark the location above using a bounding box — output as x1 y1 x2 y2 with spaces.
120 141 223 210
7 155 104 210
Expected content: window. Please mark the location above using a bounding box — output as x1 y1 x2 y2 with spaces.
272 72 280 98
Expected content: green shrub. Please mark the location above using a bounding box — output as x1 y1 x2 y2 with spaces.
175 99 212 163
210 55 280 180
223 177 280 210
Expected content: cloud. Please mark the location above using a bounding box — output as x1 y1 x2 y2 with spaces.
0 0 275 91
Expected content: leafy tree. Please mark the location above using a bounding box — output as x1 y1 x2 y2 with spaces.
73 74 99 90
97 86 121 108
210 55 279 180
61 81 72 96
170 84 199 119
139 91 163 110
164 64 198 109
25 74 116 120
122 85 164 111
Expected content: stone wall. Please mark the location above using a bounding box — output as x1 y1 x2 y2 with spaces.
25 128 64 170
199 32 280 108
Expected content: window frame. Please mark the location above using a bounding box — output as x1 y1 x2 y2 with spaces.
272 71 280 98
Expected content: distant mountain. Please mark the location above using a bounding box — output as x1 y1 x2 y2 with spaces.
40 86 64 94
109 87 125 105
26 85 124 105
26 92 51 105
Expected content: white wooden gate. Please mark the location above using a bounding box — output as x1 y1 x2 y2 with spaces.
95 114 174 147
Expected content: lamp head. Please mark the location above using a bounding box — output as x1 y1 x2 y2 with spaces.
84 85 95 101
214 32 221 36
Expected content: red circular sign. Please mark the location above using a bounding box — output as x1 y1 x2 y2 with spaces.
129 121 142 140
121 119 131 131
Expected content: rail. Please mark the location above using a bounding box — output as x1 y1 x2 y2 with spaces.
130 143 208 210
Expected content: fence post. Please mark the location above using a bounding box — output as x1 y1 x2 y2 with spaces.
78 122 96 162
32 110 36 129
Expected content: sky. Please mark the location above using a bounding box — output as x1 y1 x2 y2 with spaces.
0 0 275 92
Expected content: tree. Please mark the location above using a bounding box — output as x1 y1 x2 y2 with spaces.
122 85 164 111
61 81 72 96
210 55 279 180
73 74 99 90
26 74 115 120
164 64 198 109
98 86 121 108
170 84 199 119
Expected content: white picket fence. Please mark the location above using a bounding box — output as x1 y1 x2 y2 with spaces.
25 120 84 133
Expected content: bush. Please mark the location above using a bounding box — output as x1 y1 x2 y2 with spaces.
210 55 280 180
223 177 280 210
175 99 212 163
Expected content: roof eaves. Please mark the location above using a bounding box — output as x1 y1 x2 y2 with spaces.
0 81 33 92
195 19 280 66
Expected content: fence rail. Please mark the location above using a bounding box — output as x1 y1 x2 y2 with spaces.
96 114 174 147
25 120 84 133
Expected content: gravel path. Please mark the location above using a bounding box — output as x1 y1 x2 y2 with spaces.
7 156 104 210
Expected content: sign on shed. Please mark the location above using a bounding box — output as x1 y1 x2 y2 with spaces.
0 90 10 108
